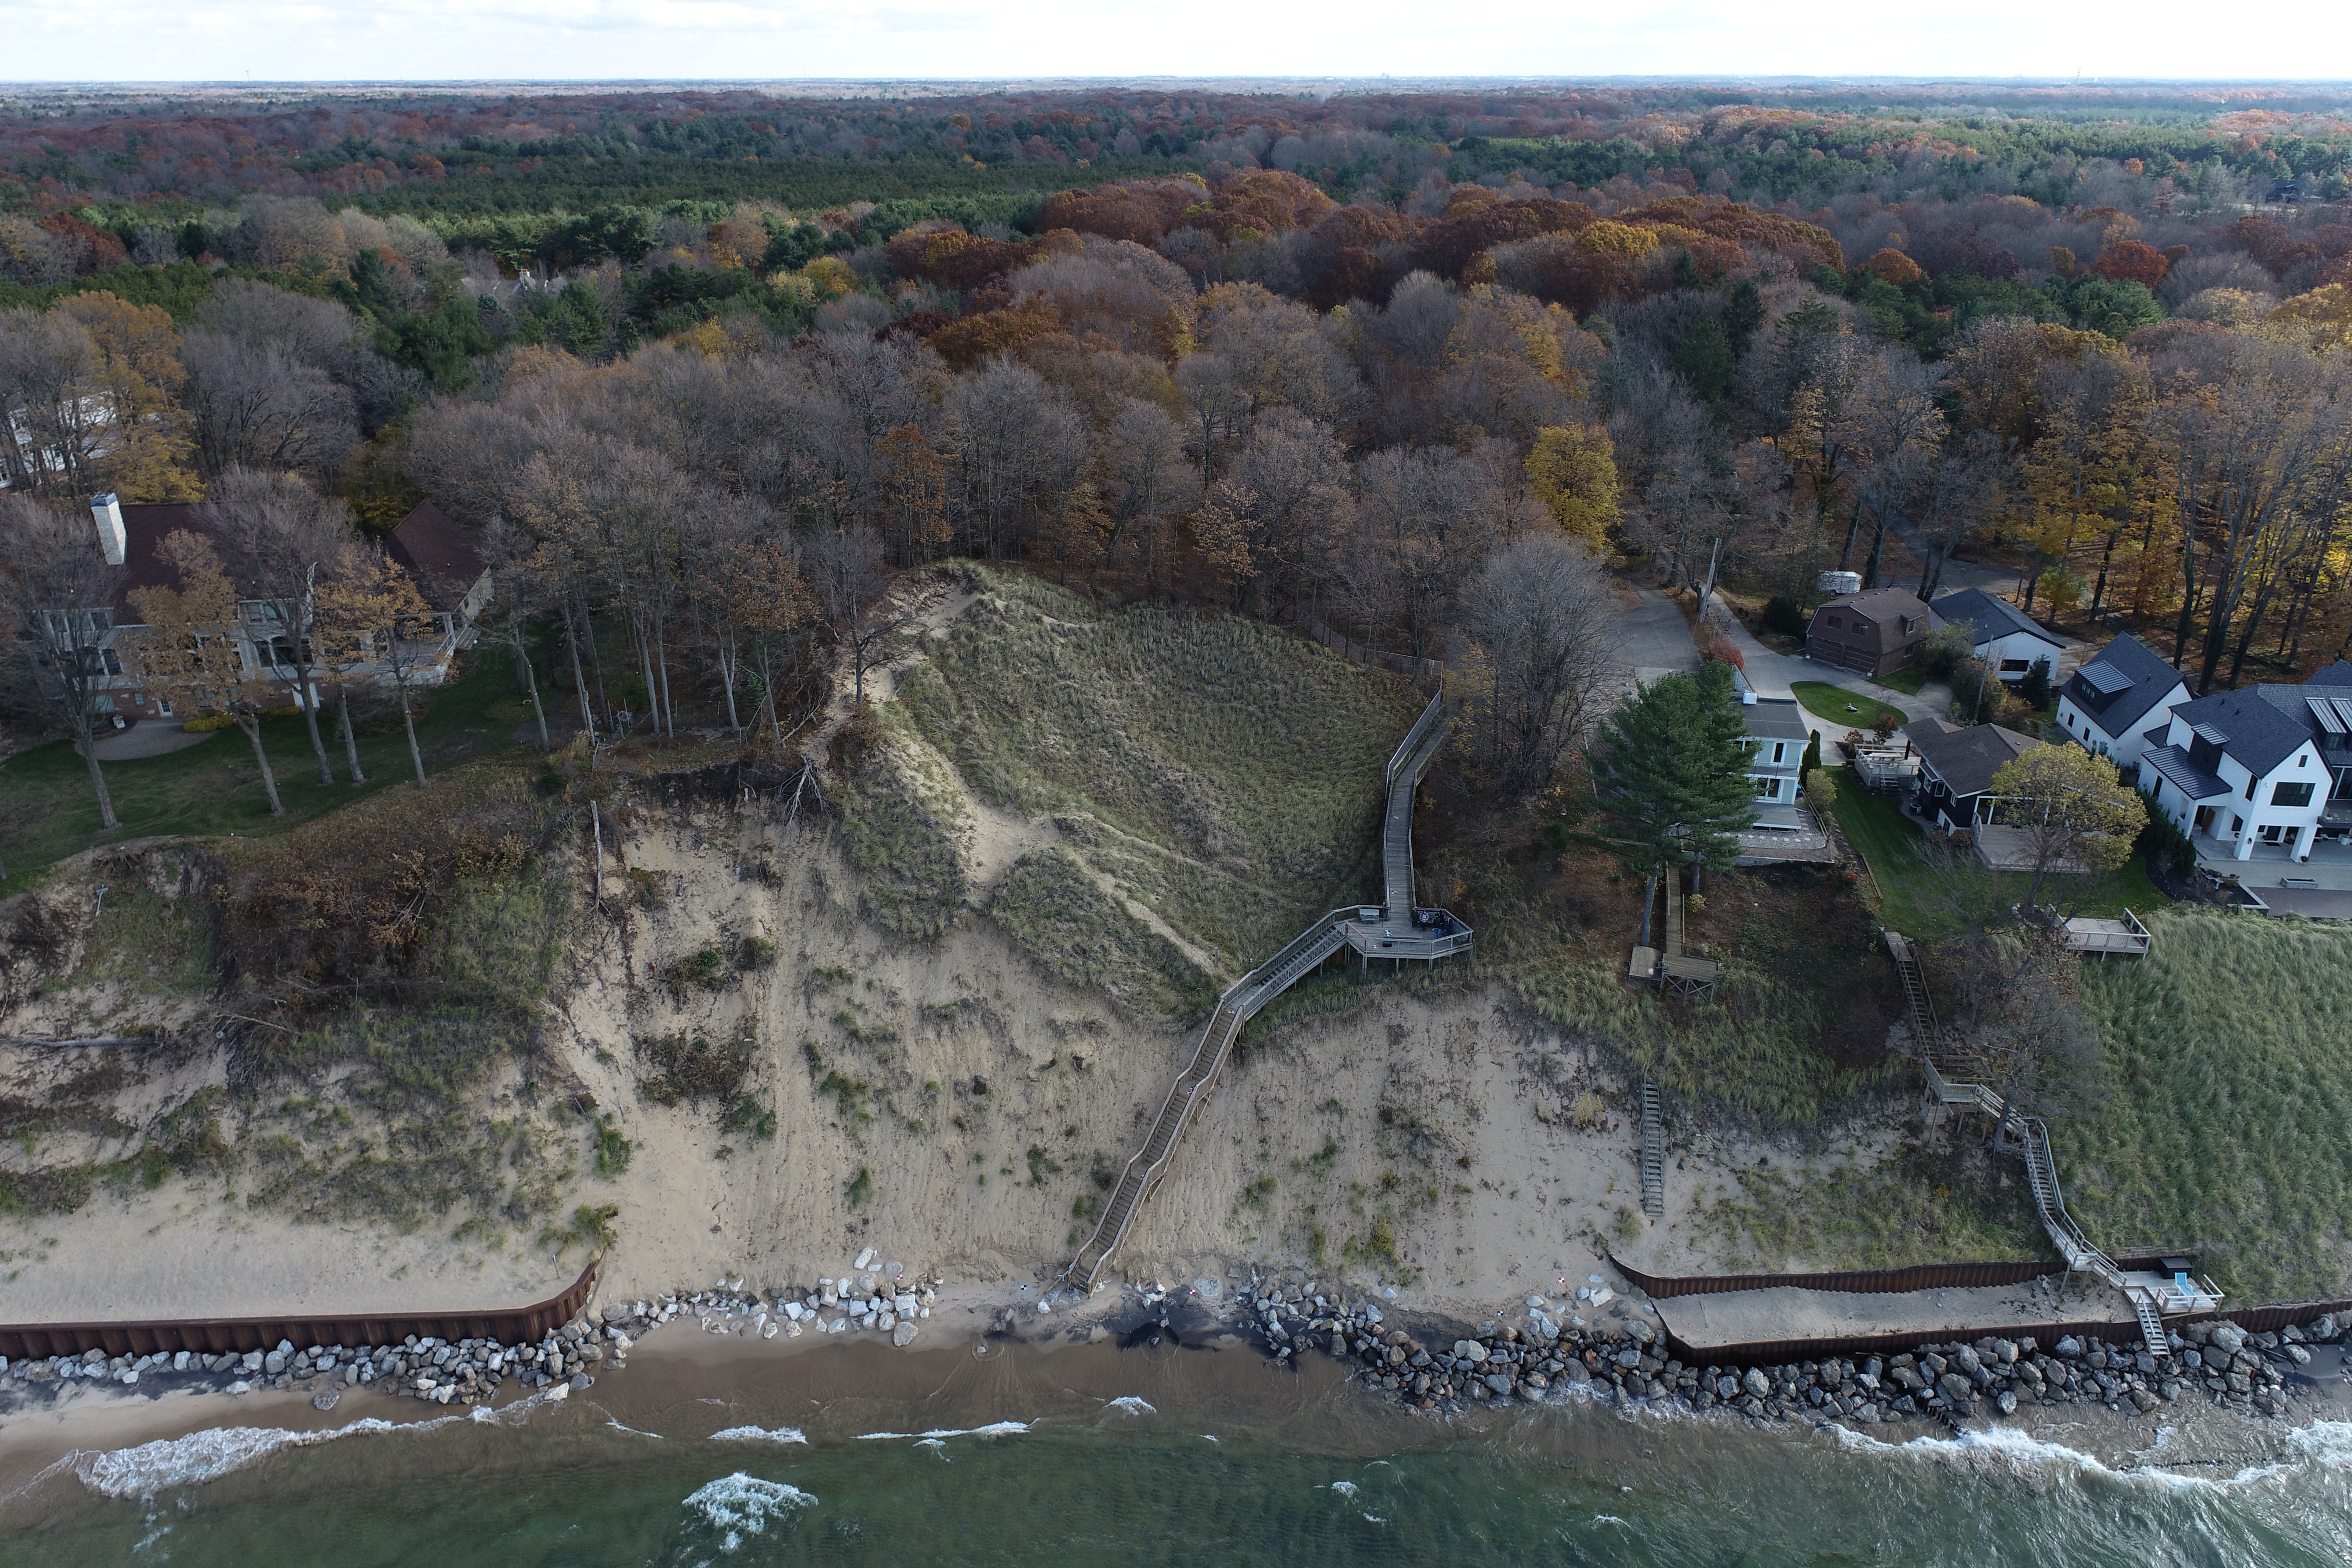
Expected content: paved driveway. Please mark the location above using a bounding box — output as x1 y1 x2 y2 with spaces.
1611 583 1703 688
1717 612 1949 725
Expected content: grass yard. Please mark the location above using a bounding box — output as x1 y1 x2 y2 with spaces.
1829 783 2166 938
0 659 536 892
1871 666 1931 696
1790 681 1908 732
895 567 1418 971
2061 909 2352 1301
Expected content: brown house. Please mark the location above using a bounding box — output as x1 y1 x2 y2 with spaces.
1805 587 1939 677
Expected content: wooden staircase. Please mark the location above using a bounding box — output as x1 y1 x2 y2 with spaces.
1638 1078 1664 1218
1883 929 2214 1350
1065 690 1468 1292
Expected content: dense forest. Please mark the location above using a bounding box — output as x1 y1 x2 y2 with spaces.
5 82 2352 777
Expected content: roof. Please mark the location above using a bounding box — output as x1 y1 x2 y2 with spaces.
1932 588 2065 653
1907 720 2042 799
2173 686 2318 779
110 502 210 619
1744 697 1810 745
2142 744 2231 803
1813 586 1937 633
2066 632 2187 740
385 502 488 612
2308 659 2352 688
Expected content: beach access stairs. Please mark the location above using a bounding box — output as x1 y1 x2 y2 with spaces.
1884 930 2220 1348
1066 691 1470 1292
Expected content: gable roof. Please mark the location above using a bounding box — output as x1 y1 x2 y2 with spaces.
1906 720 2042 799
385 502 487 613
2066 632 2189 739
1931 588 2065 653
1814 585 1937 631
2171 686 2318 779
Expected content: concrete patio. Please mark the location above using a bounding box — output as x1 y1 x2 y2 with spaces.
2196 835 2352 894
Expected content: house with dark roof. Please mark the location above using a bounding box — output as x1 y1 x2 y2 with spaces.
1805 586 1939 677
2141 671 2350 861
1930 588 2067 684
385 502 493 624
2054 632 2191 778
1906 716 2044 830
47 494 488 725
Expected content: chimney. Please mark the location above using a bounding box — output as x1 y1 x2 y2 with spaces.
89 493 127 567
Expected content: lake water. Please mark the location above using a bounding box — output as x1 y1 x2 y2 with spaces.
4 1335 2347 1566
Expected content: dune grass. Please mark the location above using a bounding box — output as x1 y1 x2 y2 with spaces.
894 567 1416 969
989 846 1218 1020
2059 908 2352 1302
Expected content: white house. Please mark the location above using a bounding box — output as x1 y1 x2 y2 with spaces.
2138 671 2352 862
1738 697 1810 817
38 495 489 725
1930 588 2068 683
2055 632 2191 780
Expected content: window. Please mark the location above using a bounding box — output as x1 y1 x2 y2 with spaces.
1825 614 1842 629
1772 742 1785 763
1756 777 1779 799
2230 815 2245 836
2272 781 2315 808
2000 658 2031 673
2259 824 2285 845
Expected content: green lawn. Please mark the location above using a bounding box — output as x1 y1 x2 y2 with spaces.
1828 782 2166 938
1790 680 1908 732
0 662 541 891
1871 666 1931 696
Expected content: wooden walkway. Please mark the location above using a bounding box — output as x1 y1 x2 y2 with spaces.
1065 692 1470 1292
1884 930 2217 1348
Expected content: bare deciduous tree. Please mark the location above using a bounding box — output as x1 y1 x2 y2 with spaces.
1464 535 1620 793
0 494 124 827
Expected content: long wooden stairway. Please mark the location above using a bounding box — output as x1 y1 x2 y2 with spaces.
1066 690 1468 1292
1883 930 2220 1348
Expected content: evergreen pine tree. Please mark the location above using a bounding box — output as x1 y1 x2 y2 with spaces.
1588 662 1759 889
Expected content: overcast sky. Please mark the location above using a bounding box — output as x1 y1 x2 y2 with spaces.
3 0 2346 86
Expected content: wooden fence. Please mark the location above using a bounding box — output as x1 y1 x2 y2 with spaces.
0 1259 598 1361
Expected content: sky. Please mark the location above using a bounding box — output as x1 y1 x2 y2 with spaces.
2 0 2347 84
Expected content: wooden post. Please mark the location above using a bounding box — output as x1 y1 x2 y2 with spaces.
591 800 604 903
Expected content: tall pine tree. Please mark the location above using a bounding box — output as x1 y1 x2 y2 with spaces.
1587 662 1758 891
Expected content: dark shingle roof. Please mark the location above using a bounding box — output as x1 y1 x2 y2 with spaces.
2171 686 2317 779
385 502 487 613
111 502 211 619
1908 721 2042 799
2309 659 2352 688
2066 632 2188 740
1931 588 2065 653
1813 586 1938 633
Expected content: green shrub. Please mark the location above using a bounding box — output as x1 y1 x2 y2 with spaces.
592 1114 634 1178
1761 595 1810 636
2134 787 2195 874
